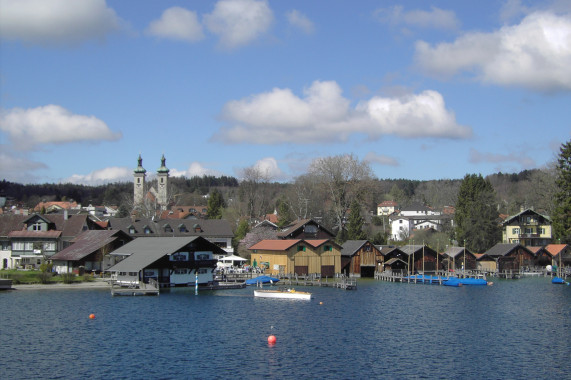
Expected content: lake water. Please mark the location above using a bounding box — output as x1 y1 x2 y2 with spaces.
1 277 570 379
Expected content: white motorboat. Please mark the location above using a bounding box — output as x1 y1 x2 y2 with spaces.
254 288 312 300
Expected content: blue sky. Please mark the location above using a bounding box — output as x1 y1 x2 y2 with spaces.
1 0 570 185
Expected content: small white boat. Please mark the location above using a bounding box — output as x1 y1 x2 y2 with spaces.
254 288 312 300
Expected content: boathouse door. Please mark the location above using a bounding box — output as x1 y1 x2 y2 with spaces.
294 265 308 275
321 265 334 278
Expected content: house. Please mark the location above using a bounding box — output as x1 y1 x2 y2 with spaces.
276 218 336 240
106 217 234 254
399 202 441 217
0 212 100 269
248 239 342 277
544 244 571 267
398 244 440 273
484 243 535 273
474 253 497 272
377 246 408 272
501 208 552 246
442 246 477 271
50 230 132 274
106 236 224 287
33 201 80 213
377 201 398 216
389 214 450 241
341 240 383 277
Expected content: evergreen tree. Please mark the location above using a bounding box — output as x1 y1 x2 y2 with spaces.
347 200 367 241
207 189 225 219
553 140 571 243
455 174 500 252
276 198 293 228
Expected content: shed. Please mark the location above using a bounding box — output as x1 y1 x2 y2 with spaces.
341 240 383 277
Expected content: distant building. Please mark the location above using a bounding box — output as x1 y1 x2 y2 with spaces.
377 201 398 216
501 208 552 246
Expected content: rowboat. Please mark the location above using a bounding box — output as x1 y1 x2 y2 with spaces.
254 288 312 300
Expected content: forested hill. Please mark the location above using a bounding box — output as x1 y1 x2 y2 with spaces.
0 168 556 217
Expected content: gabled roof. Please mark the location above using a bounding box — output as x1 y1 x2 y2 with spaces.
106 217 233 237
484 243 534 257
51 230 131 261
107 236 225 273
276 218 335 238
378 201 397 207
8 230 61 238
341 240 369 256
249 239 301 251
400 202 433 212
443 247 475 259
501 208 551 225
545 244 568 257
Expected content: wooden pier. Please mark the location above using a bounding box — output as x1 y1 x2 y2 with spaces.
375 270 487 284
277 274 357 290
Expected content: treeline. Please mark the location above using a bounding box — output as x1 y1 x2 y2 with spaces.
0 168 555 218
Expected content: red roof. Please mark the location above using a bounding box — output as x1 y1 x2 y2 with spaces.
545 244 567 257
249 239 301 250
378 201 397 207
9 230 61 238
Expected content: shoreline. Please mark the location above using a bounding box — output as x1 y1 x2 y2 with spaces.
9 279 111 291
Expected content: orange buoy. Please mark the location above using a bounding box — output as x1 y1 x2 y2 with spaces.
319 301 323 305
89 314 96 319
267 335 276 344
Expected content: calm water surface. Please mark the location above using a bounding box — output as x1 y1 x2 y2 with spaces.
1 277 570 379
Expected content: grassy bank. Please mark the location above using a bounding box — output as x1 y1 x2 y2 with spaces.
0 269 97 285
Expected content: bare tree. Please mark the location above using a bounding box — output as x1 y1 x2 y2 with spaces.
308 154 374 232
283 174 324 221
239 165 272 219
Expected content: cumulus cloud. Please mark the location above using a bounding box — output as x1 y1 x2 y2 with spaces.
469 148 536 168
415 12 571 92
375 5 460 30
146 6 204 42
286 10 314 34
171 162 224 177
0 151 48 183
253 157 284 179
0 105 122 150
214 80 471 144
0 0 121 46
203 0 273 49
64 166 132 185
364 152 400 167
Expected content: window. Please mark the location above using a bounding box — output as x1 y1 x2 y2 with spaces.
164 224 173 233
513 228 520 235
32 222 42 231
43 242 55 251
525 228 533 234
297 245 306 252
323 245 332 252
128 272 137 276
12 241 24 250
304 225 318 234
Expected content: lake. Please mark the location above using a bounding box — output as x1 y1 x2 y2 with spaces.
1 277 570 379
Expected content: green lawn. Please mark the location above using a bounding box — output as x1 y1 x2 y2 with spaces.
0 269 96 284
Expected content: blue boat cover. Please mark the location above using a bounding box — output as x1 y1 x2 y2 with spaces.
245 275 280 285
552 277 566 284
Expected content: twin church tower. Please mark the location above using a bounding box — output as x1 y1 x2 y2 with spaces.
133 154 170 210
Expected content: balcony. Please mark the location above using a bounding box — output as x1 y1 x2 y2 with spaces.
519 233 540 238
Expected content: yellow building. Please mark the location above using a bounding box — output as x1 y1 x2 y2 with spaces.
249 239 342 277
501 208 552 246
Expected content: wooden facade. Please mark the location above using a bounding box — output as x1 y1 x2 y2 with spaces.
341 240 383 277
249 239 342 277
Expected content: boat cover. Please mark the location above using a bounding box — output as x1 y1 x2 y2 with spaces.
245 275 280 285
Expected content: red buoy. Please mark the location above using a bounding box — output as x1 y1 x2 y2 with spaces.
267 335 276 344
89 314 95 319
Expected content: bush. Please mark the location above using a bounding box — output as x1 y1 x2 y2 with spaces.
38 271 53 284
61 273 76 284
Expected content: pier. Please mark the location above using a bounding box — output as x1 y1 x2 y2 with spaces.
375 270 488 284
277 274 357 290
111 278 159 296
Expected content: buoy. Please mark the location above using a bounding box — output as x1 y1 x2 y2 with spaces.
267 335 277 344
319 301 323 305
89 314 95 319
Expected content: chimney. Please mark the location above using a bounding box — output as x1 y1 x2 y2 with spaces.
64 209 68 220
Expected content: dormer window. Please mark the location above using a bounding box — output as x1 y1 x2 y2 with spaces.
179 224 188 233
193 224 202 233
163 224 173 233
127 225 136 234
143 225 152 234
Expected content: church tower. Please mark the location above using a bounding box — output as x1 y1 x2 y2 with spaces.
133 154 146 206
157 154 169 210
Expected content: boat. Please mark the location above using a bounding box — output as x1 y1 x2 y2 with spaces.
245 275 280 285
552 277 569 285
254 288 312 300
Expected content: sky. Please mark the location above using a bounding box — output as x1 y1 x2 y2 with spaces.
1 0 570 185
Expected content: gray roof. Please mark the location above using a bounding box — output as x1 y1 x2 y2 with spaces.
341 240 368 256
443 247 475 258
51 230 130 261
107 236 223 273
106 217 233 238
484 243 529 257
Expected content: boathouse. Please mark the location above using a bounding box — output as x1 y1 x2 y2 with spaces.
399 244 440 273
484 243 535 272
248 239 342 277
474 253 497 272
378 246 408 272
442 246 477 271
106 236 225 287
341 240 383 277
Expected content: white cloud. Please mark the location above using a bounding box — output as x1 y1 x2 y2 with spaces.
364 152 399 167
175 162 223 177
286 10 314 34
214 80 471 144
64 166 131 185
253 157 284 179
0 0 121 46
146 7 204 42
415 12 571 92
375 5 460 30
0 151 47 183
203 0 273 49
0 105 122 150
469 148 536 168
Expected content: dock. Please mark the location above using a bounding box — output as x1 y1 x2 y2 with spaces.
375 271 487 284
0 278 13 290
277 274 357 290
111 279 159 296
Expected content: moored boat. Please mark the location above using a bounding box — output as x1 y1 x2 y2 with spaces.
245 275 280 285
552 277 569 285
254 288 312 300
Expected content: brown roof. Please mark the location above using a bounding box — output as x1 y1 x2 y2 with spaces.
249 239 301 251
9 230 62 238
33 201 78 212
51 230 131 261
545 244 568 257
378 201 397 207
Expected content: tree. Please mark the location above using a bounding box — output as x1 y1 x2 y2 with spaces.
552 140 571 243
455 174 500 252
239 165 272 219
308 154 373 234
347 200 367 241
207 189 226 219
276 197 293 228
